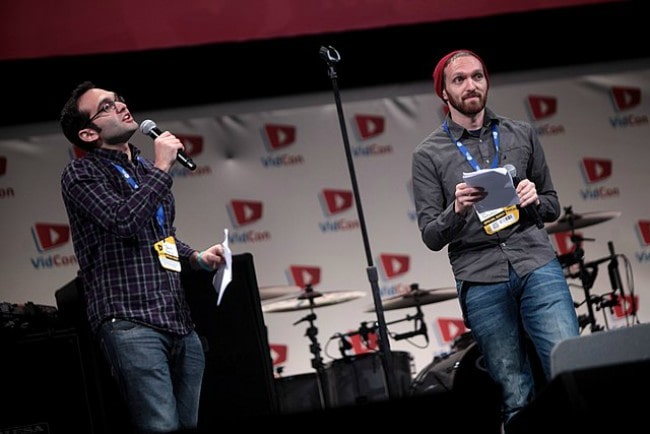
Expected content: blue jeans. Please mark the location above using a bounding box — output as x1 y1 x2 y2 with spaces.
457 259 579 424
98 319 205 434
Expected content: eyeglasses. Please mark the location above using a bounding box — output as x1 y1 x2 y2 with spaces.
84 95 126 128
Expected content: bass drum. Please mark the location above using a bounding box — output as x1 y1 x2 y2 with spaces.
324 351 414 408
409 342 498 397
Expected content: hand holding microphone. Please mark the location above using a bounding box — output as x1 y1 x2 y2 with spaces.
140 120 197 171
504 164 544 229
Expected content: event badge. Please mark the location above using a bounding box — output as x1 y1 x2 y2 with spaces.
154 236 181 272
477 205 519 235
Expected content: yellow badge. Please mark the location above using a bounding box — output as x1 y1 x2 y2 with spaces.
153 236 181 272
477 205 520 235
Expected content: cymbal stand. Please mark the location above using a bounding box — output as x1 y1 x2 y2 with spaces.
561 207 602 332
292 286 330 409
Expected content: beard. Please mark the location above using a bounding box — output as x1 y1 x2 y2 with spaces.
102 123 138 145
448 91 486 116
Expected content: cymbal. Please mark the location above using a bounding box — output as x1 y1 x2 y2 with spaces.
545 210 621 234
262 290 366 313
258 285 301 300
367 287 457 312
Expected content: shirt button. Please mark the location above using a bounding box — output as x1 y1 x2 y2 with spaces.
501 243 506 247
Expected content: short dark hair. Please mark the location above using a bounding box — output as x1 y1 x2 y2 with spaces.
60 81 97 151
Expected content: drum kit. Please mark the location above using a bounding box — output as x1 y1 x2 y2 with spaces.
263 207 629 412
544 206 634 332
260 281 459 411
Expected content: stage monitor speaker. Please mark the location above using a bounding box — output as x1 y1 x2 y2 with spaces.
508 323 650 434
182 252 279 429
551 323 650 378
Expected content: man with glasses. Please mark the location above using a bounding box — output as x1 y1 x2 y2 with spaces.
60 81 226 434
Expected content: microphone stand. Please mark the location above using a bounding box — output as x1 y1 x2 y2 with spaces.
319 45 398 400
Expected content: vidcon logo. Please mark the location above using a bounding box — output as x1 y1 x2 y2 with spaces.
527 95 557 120
30 222 77 269
263 124 296 150
579 158 619 200
318 189 359 233
176 134 204 157
228 200 263 226
269 344 288 366
288 265 321 288
378 253 412 298
260 124 304 168
608 86 647 129
320 189 353 216
611 86 641 111
526 95 565 136
32 223 70 252
169 134 211 177
379 253 410 279
354 115 385 139
227 200 270 244
437 317 467 345
581 158 612 183
352 114 393 157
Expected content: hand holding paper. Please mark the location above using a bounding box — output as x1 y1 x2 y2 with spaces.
462 167 519 213
212 228 232 305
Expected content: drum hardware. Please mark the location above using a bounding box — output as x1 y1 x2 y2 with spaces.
331 321 377 354
554 207 635 332
387 303 429 344
286 284 331 409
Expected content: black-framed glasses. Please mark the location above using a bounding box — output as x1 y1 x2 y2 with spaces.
84 95 126 128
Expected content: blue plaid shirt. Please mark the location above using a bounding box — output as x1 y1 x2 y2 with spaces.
61 144 195 335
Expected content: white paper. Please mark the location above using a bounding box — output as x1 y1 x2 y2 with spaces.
212 228 232 305
463 167 519 213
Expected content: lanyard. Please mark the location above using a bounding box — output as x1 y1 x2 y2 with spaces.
443 121 499 171
112 161 166 233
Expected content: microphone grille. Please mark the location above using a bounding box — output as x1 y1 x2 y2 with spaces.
139 119 156 135
504 163 516 178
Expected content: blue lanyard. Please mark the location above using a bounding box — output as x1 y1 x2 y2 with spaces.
443 121 499 171
112 161 166 233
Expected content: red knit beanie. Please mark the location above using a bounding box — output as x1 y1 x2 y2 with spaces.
433 50 489 100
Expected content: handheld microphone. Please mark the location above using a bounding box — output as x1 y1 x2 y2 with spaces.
504 164 544 229
139 120 197 171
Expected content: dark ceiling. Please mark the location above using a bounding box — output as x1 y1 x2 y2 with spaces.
2 1 647 128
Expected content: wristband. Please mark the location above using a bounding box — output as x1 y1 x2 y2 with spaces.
197 251 213 272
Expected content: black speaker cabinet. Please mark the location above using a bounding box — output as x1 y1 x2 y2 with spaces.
182 252 279 428
0 328 99 434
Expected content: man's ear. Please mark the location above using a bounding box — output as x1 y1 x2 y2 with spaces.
78 128 98 144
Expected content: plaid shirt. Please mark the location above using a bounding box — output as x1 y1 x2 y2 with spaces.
61 144 195 335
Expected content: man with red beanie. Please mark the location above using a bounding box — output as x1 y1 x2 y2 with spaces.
411 50 579 432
